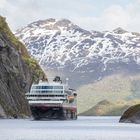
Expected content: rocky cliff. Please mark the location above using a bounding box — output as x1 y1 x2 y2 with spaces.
0 16 46 118
119 104 140 123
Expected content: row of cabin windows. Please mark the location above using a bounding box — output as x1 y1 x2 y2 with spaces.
29 99 67 101
27 95 65 97
30 90 63 93
32 86 63 90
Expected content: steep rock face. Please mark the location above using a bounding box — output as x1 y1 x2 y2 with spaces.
0 105 6 117
0 16 46 118
0 34 31 118
120 104 140 123
15 18 140 88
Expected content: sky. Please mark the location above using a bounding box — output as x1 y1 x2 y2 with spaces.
0 0 140 32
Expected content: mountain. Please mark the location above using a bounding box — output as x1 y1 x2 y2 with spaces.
77 73 140 114
79 100 127 116
15 18 140 88
15 18 140 115
79 99 140 116
120 104 140 123
0 16 46 118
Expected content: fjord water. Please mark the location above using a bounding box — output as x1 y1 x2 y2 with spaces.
0 117 140 140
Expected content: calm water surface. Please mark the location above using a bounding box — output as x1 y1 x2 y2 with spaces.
0 116 140 140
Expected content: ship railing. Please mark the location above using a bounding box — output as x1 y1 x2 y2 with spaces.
28 100 63 104
26 92 67 95
26 96 66 100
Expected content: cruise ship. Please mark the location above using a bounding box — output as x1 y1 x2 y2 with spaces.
26 77 77 120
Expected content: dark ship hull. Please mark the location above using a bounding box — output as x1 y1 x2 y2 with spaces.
30 105 77 120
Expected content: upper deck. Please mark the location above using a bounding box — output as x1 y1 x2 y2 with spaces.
27 81 70 96
25 80 77 107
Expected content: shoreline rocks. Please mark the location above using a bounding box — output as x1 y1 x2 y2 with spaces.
119 104 140 124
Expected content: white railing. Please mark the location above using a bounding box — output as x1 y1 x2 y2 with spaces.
27 96 66 100
27 93 66 96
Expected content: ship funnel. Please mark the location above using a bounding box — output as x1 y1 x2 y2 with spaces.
53 76 62 83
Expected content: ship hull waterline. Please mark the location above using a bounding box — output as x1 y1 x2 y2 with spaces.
30 104 77 120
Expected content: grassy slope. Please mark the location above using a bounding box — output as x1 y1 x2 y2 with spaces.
79 99 140 116
0 16 46 82
77 73 140 114
0 16 29 56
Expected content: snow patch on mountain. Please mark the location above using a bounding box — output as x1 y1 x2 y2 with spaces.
15 18 140 87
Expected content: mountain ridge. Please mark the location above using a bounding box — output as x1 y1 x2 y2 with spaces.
15 18 140 115
15 18 140 88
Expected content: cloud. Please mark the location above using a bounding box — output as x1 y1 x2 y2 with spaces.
0 0 140 32
0 0 95 30
72 0 140 32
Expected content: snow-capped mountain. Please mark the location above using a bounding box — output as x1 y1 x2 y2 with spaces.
15 18 140 88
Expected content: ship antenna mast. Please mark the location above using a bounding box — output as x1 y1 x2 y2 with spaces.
66 78 69 85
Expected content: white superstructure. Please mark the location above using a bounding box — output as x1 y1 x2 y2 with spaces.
25 79 77 120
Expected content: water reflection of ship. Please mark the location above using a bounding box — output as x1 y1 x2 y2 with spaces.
26 76 77 120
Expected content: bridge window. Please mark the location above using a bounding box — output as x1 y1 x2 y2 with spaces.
31 85 64 94
32 86 63 89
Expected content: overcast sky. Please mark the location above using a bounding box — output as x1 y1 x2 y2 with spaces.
0 0 140 32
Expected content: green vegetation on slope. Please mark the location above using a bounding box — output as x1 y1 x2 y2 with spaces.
0 16 46 82
23 56 46 82
0 16 47 118
77 73 140 114
0 16 28 57
79 99 140 116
